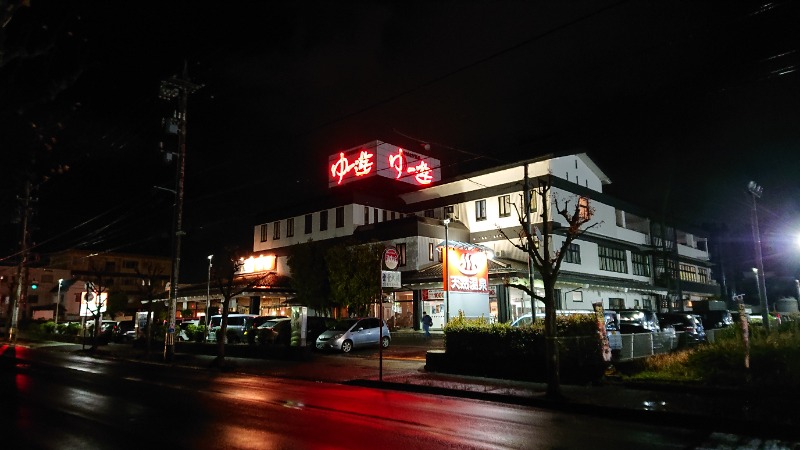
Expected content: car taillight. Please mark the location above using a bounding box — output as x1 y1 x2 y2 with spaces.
686 326 695 333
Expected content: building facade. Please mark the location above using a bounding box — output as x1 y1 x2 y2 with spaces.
246 142 720 330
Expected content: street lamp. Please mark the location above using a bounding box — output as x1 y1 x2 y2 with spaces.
443 218 450 325
205 254 213 340
747 181 770 331
54 278 63 326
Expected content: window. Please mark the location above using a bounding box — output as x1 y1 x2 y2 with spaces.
105 261 116 272
382 210 388 222
680 264 698 282
564 243 581 264
498 195 511 218
320 210 328 231
643 297 653 310
287 218 294 237
519 189 537 213
304 214 312 234
428 243 434 261
566 290 583 303
273 221 280 240
123 260 138 270
609 298 625 310
578 196 592 220
260 224 269 242
632 252 650 276
373 208 379 223
475 199 487 221
444 205 455 219
396 243 407 267
391 211 396 220
598 245 627 273
698 267 709 284
335 207 345 228
424 209 434 218
364 206 370 224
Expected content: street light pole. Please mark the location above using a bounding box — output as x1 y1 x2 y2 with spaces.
206 254 213 341
747 181 770 332
55 278 63 326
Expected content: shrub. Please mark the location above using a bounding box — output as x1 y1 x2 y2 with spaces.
442 311 606 383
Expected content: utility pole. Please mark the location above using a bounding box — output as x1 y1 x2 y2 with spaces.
159 62 201 361
748 181 769 332
8 179 33 343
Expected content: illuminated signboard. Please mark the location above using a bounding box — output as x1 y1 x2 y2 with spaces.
328 140 441 188
239 254 277 274
443 246 489 293
80 291 108 317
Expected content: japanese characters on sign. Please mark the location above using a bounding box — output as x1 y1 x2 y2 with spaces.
328 140 441 188
443 246 489 293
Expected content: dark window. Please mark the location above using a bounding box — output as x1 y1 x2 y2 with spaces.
598 246 627 273
609 298 625 309
123 260 138 270
335 207 344 228
373 208 379 223
444 205 454 218
498 195 511 217
424 209 434 218
564 243 581 264
396 243 407 267
391 211 396 220
320 210 328 231
364 206 370 224
382 210 387 221
287 218 294 237
105 261 116 272
304 214 312 234
632 252 650 276
260 224 268 242
475 200 487 221
272 221 280 240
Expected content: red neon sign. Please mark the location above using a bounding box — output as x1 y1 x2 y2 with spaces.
328 141 441 188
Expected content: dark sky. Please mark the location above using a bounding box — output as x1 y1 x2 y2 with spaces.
2 0 800 283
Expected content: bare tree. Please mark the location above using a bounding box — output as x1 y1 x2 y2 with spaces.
210 246 270 367
499 174 600 398
134 262 166 355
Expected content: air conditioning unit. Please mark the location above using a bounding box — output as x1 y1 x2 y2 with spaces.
495 250 506 258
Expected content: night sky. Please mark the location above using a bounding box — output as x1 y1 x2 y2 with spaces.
1 0 799 286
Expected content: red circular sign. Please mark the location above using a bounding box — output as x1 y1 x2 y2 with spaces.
383 248 399 270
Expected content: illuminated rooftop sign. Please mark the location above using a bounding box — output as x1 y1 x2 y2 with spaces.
328 140 441 188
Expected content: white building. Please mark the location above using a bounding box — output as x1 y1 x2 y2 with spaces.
248 141 719 329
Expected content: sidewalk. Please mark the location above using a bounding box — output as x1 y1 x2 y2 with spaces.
7 332 800 443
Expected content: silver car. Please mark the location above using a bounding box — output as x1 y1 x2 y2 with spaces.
315 317 391 353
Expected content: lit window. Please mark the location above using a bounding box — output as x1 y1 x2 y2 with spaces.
578 196 592 220
598 245 627 273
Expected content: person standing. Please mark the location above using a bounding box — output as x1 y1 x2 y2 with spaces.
422 312 433 337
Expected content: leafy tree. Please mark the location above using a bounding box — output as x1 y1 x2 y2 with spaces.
500 174 600 398
287 240 332 314
326 242 382 316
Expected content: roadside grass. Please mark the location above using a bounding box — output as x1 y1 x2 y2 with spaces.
624 318 800 390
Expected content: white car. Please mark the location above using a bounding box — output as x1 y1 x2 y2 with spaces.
315 317 390 353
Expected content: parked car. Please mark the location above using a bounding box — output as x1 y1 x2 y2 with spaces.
510 310 620 331
616 309 661 334
114 319 136 343
208 314 259 344
695 310 734 330
657 312 706 346
306 316 337 344
247 315 288 345
316 317 391 353
253 318 291 346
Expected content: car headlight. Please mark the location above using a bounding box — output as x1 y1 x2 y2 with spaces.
333 333 344 340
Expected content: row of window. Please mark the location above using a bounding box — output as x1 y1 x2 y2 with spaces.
564 243 651 277
474 193 590 222
261 206 407 242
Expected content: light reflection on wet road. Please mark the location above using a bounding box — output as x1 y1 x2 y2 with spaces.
0 344 723 449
